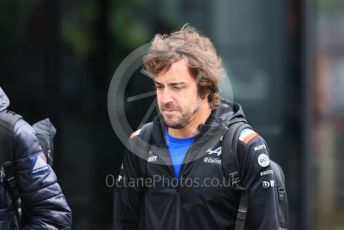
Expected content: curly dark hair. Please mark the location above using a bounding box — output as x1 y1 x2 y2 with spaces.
143 24 223 109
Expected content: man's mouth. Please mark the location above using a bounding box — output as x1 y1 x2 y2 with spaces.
162 108 181 116
161 103 181 115
163 109 178 114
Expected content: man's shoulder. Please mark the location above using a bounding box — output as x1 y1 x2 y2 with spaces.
130 122 155 140
0 110 22 128
237 127 270 162
130 128 142 139
237 127 266 147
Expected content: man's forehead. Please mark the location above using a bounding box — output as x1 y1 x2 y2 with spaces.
154 59 194 84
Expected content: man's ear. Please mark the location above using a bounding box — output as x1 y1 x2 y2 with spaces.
200 90 210 101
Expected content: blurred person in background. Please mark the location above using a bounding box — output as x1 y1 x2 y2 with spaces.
0 86 72 229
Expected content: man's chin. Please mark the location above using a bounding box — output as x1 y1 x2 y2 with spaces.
164 118 187 129
167 124 184 129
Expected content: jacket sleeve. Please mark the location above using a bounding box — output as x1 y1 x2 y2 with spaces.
237 132 280 230
13 119 72 230
113 137 145 230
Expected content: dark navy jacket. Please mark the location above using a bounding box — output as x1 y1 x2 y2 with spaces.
114 100 279 230
0 87 72 229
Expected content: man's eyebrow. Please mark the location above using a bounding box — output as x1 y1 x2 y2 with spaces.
154 81 186 86
169 82 185 86
154 80 163 85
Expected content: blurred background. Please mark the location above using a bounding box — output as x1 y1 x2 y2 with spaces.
0 0 343 229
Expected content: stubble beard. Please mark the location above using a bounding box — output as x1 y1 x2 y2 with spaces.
163 103 200 129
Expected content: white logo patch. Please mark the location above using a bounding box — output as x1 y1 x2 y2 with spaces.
32 156 48 170
147 155 157 163
262 181 270 188
203 157 222 165
260 169 273 176
262 180 275 188
206 147 222 156
258 153 270 167
29 153 50 177
270 180 275 187
254 144 266 151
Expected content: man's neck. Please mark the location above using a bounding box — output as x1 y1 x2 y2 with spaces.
168 104 212 138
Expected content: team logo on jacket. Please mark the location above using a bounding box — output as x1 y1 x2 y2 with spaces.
262 180 275 188
254 144 266 151
257 153 270 167
204 146 222 164
239 128 258 144
29 152 50 177
203 157 222 164
147 150 157 163
206 146 222 156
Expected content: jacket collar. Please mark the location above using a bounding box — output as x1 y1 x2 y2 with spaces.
148 99 248 168
150 99 247 149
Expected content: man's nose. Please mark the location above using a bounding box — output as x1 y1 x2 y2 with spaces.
160 88 173 104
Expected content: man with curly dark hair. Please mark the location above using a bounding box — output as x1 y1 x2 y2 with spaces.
114 25 282 230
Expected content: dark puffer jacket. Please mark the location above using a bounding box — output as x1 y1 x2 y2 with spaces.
0 87 72 229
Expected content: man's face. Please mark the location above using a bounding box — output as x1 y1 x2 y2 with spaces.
154 59 206 129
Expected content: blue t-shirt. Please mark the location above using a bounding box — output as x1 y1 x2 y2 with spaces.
165 130 196 179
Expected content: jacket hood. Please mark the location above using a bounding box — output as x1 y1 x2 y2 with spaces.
0 87 10 112
202 99 247 129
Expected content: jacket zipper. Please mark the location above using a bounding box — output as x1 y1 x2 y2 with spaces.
166 125 227 230
175 188 180 230
173 126 228 230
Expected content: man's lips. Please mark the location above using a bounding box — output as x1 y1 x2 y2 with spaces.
162 109 179 115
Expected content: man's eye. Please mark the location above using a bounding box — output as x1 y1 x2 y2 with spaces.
155 85 163 89
173 86 183 90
